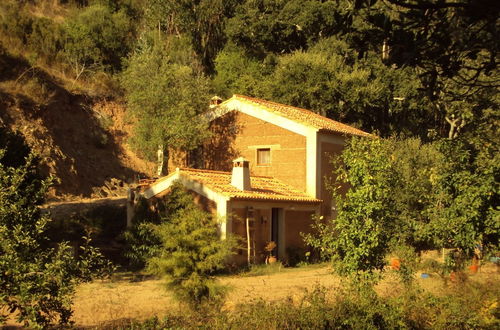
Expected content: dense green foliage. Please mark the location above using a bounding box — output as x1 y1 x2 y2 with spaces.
124 182 236 308
0 0 496 167
137 183 236 309
0 129 110 328
0 0 498 308
123 181 196 269
305 137 499 276
64 3 134 74
121 40 211 162
148 206 235 309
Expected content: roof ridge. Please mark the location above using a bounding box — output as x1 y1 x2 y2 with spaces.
178 167 228 174
178 167 275 179
231 94 371 137
234 94 321 115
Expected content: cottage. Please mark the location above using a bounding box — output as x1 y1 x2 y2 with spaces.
131 94 371 264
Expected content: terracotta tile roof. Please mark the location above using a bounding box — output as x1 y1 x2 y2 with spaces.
229 94 372 137
153 168 321 203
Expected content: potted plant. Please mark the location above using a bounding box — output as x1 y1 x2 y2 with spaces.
265 241 277 264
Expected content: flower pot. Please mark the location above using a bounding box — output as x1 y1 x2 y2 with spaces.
449 271 457 282
390 258 401 270
267 256 277 264
469 264 479 274
449 271 467 283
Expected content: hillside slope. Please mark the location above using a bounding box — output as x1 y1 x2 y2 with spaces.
0 49 154 200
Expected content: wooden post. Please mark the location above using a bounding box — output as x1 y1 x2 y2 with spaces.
246 216 251 266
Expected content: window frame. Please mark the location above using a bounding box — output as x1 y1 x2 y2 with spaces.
256 148 271 166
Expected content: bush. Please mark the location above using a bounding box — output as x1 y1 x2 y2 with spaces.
123 197 162 270
147 205 236 310
63 4 133 74
0 1 33 48
138 182 237 309
27 16 65 64
123 182 196 270
0 128 111 328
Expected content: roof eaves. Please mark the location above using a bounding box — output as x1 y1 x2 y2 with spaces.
228 195 322 203
317 127 374 138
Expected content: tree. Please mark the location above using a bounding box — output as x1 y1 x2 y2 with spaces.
225 0 341 59
264 38 432 137
146 183 236 309
63 3 133 77
346 0 499 139
324 137 396 277
144 0 237 74
121 40 211 169
305 136 498 277
213 43 272 98
428 139 499 255
0 128 110 328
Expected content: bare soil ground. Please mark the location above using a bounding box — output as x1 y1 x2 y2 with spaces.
70 262 499 328
0 50 155 200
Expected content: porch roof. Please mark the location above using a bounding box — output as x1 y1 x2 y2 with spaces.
150 168 321 203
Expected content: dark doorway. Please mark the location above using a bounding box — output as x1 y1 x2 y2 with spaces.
271 208 280 257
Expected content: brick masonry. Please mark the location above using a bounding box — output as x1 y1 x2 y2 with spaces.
205 111 307 192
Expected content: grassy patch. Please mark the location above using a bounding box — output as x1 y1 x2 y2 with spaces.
239 261 328 277
91 278 500 329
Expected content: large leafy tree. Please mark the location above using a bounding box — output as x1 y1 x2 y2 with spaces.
305 136 498 276
265 39 431 136
0 128 109 328
347 0 499 138
144 0 237 74
121 39 211 168
226 0 341 59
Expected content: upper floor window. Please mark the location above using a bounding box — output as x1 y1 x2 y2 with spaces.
257 148 271 166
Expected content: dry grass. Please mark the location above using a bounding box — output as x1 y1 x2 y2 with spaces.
27 0 69 23
69 262 499 328
72 277 176 326
2 262 498 328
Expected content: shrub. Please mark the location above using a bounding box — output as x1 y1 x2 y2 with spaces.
139 182 236 309
0 1 33 48
123 182 196 270
27 16 65 64
147 205 236 310
0 128 111 328
123 197 162 270
63 4 133 75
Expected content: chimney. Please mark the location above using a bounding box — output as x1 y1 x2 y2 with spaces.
209 95 223 108
231 157 251 191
